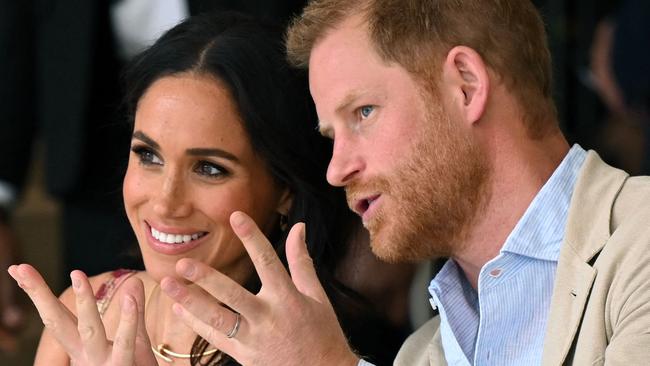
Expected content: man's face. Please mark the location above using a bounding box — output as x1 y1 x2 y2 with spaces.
309 16 489 262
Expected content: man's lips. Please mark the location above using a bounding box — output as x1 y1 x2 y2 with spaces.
353 194 381 217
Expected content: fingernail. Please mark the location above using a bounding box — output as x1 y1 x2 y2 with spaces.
231 211 246 227
8 265 21 279
180 262 195 278
161 278 179 296
71 275 80 290
172 303 183 316
300 223 306 241
122 295 135 312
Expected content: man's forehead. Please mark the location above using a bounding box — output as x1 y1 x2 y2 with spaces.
308 14 369 66
308 19 379 95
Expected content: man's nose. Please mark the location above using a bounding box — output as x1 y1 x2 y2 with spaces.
326 135 364 187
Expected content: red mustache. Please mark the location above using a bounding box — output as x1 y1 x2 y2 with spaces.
344 178 391 210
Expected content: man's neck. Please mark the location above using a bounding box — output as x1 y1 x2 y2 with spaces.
453 131 570 288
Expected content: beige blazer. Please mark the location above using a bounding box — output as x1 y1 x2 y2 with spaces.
394 151 650 365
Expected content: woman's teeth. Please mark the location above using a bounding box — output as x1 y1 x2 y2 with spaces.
151 227 206 244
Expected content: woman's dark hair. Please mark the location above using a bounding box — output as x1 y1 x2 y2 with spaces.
123 11 359 366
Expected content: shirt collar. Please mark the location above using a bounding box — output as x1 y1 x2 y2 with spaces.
430 144 588 294
500 144 587 261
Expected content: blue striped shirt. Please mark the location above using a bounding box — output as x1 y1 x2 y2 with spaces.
428 144 587 365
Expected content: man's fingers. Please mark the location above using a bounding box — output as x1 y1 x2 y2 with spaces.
71 270 109 363
230 211 292 289
285 223 329 303
111 294 138 365
171 259 261 317
7 264 82 358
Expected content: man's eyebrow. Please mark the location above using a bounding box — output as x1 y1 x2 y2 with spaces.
317 89 368 138
335 89 364 115
317 120 334 139
132 131 160 150
186 148 239 162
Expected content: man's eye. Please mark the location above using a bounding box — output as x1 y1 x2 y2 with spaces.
132 146 163 165
359 105 375 119
194 161 226 178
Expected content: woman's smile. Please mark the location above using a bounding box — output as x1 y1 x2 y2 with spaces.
144 221 209 255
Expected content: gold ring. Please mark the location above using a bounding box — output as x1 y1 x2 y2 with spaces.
226 313 241 338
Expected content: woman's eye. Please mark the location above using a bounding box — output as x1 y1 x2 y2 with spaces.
132 146 163 166
359 105 375 119
194 161 226 178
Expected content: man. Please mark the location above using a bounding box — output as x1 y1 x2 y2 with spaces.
25 0 645 364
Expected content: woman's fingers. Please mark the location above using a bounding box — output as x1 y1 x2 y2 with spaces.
70 270 109 363
285 223 329 303
7 264 82 359
172 259 260 317
169 215 359 366
111 294 138 365
170 301 240 357
161 274 246 339
9 265 156 365
121 277 157 365
230 211 293 290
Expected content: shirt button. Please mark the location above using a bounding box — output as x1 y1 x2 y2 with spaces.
429 297 438 310
489 268 503 277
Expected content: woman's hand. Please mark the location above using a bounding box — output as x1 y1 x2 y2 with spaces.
7 264 157 365
161 211 360 366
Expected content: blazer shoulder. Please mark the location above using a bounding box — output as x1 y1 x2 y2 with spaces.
394 316 444 366
611 175 650 229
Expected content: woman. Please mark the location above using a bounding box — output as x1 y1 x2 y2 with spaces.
8 12 370 365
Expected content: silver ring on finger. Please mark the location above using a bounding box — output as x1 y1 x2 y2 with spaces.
226 313 241 339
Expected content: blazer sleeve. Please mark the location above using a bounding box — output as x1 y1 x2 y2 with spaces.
603 178 650 364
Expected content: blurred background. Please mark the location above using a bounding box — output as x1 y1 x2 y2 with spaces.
1 0 648 364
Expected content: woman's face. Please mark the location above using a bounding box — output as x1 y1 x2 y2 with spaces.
123 73 290 283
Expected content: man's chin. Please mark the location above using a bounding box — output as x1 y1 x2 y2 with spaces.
368 230 415 263
368 226 452 263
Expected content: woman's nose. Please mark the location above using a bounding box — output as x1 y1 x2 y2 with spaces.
152 173 192 218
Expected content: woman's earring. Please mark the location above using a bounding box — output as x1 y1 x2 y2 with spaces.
279 214 288 232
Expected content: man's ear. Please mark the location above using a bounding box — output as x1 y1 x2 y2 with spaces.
276 189 293 216
440 46 489 126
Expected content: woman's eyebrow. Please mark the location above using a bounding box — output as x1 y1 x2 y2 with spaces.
186 148 239 162
133 130 240 162
132 131 160 149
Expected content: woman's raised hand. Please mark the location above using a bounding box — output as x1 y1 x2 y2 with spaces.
160 211 360 366
7 264 157 365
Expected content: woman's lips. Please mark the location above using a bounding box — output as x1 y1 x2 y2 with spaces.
144 221 209 255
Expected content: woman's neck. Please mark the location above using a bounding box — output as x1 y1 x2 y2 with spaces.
142 276 200 360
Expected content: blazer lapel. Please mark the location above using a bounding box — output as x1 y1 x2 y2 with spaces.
541 151 628 365
542 246 597 365
428 323 447 366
